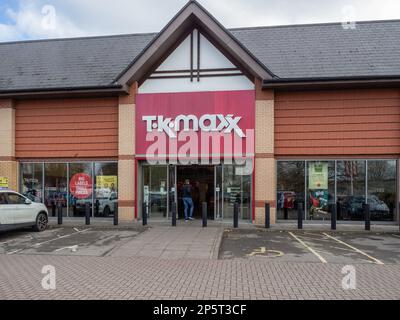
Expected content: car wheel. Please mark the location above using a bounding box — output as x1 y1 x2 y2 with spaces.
103 206 111 217
33 212 48 232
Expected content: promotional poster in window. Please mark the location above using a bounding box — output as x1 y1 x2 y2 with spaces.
308 163 329 219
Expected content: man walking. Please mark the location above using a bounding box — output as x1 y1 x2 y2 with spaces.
182 179 194 221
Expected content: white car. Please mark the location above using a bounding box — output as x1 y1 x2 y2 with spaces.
0 190 48 232
96 191 118 217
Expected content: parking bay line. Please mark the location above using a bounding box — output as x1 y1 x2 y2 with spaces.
33 228 92 247
322 232 384 265
6 249 23 255
392 234 400 239
288 232 327 263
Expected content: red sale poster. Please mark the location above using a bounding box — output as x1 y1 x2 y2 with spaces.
69 173 93 199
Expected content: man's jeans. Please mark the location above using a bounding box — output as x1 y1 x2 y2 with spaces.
183 197 194 220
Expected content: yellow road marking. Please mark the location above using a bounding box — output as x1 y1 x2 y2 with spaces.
322 233 384 265
289 232 327 263
247 246 284 258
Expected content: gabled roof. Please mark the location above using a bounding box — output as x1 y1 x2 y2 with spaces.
115 0 275 86
1 1 400 95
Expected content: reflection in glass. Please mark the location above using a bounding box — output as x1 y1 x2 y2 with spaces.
215 165 223 220
142 166 168 219
21 163 43 202
277 161 305 220
222 165 252 221
94 162 118 217
368 160 397 221
337 161 366 221
44 163 68 217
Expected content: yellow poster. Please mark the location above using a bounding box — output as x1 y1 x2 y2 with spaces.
96 176 118 190
0 177 9 189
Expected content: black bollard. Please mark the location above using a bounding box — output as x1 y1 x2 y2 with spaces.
52 202 56 217
233 202 239 228
142 202 148 226
265 203 270 229
284 207 288 220
113 203 118 226
364 203 371 231
57 202 63 225
331 203 337 230
85 203 91 225
202 202 207 227
297 203 303 230
172 202 177 227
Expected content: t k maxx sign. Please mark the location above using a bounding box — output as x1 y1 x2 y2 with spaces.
136 90 255 162
142 114 245 138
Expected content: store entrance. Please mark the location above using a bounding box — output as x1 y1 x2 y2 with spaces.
176 166 215 220
139 161 252 222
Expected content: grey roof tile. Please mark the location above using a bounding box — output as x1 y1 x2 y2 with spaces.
0 19 399 91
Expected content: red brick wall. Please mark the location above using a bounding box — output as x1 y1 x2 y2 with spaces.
275 88 400 156
15 97 118 159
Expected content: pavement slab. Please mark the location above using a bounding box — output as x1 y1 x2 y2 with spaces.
0 254 399 300
109 226 223 259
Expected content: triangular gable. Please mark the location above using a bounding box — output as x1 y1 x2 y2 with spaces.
115 0 274 88
139 28 254 93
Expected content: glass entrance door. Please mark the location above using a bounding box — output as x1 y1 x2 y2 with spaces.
142 165 168 219
222 165 252 221
215 165 223 220
140 163 252 221
168 165 177 219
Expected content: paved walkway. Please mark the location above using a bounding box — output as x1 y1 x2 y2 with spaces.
109 225 224 259
1 254 399 300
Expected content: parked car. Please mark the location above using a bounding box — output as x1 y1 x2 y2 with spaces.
0 190 48 232
339 195 391 221
95 191 118 217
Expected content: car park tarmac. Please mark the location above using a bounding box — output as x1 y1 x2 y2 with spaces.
0 227 142 257
219 229 400 265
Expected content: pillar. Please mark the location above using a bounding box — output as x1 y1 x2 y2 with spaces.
118 84 137 222
254 80 276 225
0 99 18 191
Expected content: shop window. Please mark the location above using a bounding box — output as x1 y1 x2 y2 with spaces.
306 161 335 220
277 161 305 220
44 163 68 217
21 163 43 202
94 162 118 218
68 163 93 217
278 159 398 223
336 161 366 221
20 161 118 218
368 160 397 222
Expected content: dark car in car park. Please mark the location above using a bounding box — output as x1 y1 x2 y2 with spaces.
339 195 392 221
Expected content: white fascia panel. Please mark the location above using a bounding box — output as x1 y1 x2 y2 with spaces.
138 76 254 94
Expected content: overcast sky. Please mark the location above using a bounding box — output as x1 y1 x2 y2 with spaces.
1 0 400 42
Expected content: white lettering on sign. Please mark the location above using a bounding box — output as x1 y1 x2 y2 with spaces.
142 114 245 138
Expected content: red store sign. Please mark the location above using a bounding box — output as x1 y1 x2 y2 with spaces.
135 90 255 160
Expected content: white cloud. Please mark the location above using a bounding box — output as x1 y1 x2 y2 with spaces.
0 1 86 41
1 0 400 42
0 23 20 41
